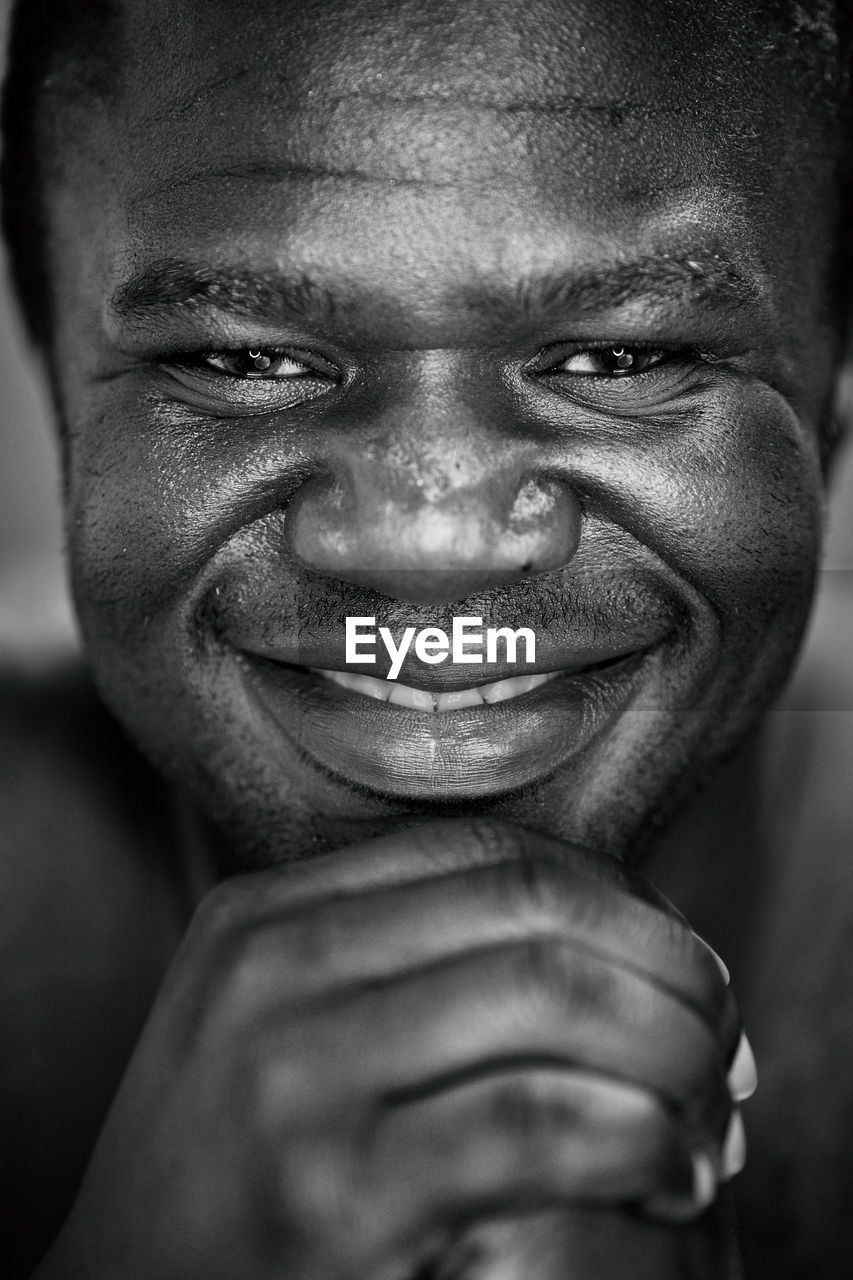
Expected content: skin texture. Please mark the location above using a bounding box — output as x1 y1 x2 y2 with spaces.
8 0 850 1275
36 820 741 1280
42 0 840 867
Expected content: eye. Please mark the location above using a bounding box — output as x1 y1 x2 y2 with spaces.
529 341 713 412
156 343 343 417
551 346 670 377
199 348 317 379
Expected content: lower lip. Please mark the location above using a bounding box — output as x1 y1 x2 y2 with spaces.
239 652 651 800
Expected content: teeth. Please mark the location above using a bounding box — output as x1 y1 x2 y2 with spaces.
316 670 392 701
434 687 487 711
480 672 553 703
310 668 559 712
388 684 436 711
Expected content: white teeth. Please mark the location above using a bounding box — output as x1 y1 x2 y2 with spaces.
317 670 392 701
310 668 559 711
388 684 436 711
435 687 486 711
480 672 553 703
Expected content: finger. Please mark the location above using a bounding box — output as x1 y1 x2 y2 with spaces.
212 817 651 919
211 844 736 1046
691 936 757 1103
361 1067 715 1251
272 937 732 1138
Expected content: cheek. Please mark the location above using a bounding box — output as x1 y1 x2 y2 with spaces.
64 391 306 650
663 386 823 617
66 418 185 648
620 382 825 682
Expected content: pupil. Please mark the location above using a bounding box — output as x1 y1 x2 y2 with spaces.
248 350 273 372
612 348 635 370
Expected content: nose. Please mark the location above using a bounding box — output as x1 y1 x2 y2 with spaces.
288 446 582 605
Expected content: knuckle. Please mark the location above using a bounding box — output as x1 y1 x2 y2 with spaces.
506 849 559 920
495 1074 579 1135
277 1133 373 1267
566 958 617 1016
280 1136 339 1223
511 936 615 1016
182 914 280 1054
284 902 345 973
489 1074 544 1137
212 924 267 1012
485 857 564 943
513 935 562 994
462 816 529 867
488 1074 580 1172
190 876 253 942
162 886 260 1052
251 1023 322 1124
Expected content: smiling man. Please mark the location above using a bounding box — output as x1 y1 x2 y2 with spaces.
1 0 851 1276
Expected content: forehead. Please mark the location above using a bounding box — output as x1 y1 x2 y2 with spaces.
122 0 813 123
109 0 829 186
49 0 842 352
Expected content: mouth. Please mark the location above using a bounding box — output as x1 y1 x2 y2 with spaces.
308 667 561 712
239 648 654 801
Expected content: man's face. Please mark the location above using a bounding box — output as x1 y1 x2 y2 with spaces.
46 0 841 865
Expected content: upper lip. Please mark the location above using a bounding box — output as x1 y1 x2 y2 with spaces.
210 565 681 692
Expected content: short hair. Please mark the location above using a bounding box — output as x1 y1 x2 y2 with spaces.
2 0 852 350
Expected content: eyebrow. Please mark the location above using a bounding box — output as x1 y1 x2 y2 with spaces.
110 259 338 326
509 253 760 320
109 249 761 331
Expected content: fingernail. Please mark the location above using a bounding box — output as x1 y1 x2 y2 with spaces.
728 1032 758 1102
722 1108 747 1179
691 1148 718 1210
693 932 730 984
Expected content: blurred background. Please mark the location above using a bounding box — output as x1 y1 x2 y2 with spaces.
0 0 69 660
0 289 74 661
0 0 852 669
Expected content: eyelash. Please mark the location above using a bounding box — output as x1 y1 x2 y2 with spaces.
174 342 697 384
536 343 702 380
182 347 338 381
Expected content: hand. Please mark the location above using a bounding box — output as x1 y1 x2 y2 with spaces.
418 1191 746 1280
35 818 745 1280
